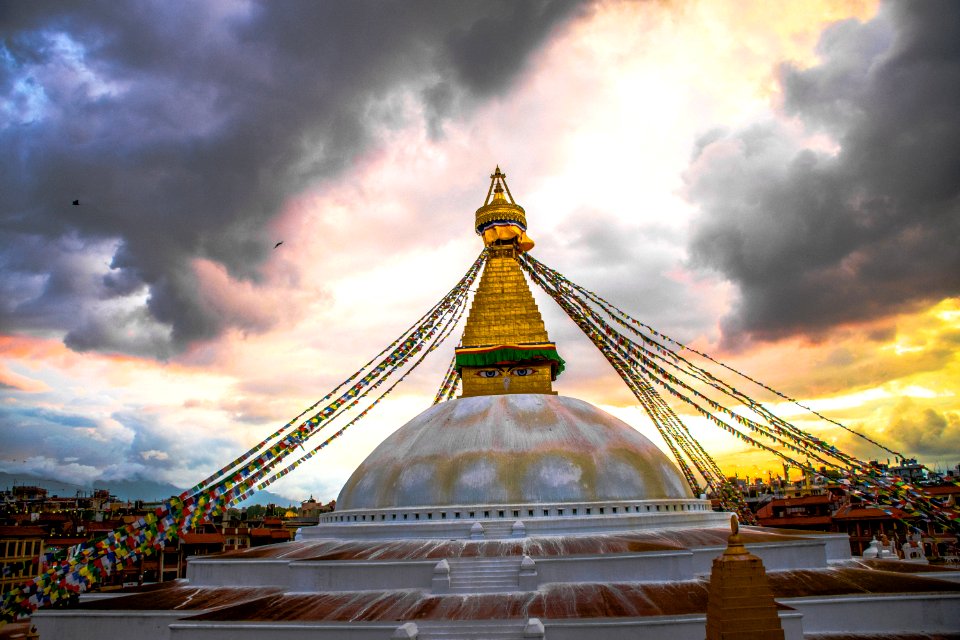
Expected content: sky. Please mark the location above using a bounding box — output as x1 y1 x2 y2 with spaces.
1 0 959 503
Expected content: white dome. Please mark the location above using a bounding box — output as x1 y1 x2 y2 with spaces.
337 394 692 510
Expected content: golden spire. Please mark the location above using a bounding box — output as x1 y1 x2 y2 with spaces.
456 167 563 397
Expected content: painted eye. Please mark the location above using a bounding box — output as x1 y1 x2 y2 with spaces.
476 369 501 378
511 367 536 377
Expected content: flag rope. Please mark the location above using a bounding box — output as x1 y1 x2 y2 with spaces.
517 252 959 533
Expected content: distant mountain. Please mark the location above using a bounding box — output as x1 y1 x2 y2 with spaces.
0 472 83 498
0 472 294 506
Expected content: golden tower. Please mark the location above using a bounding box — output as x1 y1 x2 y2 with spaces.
456 168 564 397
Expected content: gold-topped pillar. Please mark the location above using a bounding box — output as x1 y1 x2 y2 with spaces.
704 515 786 640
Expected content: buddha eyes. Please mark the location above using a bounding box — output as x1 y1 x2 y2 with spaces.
475 367 536 378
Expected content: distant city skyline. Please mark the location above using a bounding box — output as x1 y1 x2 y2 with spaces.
2 1 959 502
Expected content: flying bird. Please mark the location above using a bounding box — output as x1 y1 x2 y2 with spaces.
274 241 283 249
72 200 79 206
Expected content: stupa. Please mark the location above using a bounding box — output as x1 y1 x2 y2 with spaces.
34 168 960 639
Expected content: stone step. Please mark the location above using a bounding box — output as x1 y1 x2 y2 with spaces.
449 579 517 585
416 620 533 640
449 569 517 576
446 558 521 565
441 556 524 594
448 570 518 576
449 576 517 583
449 581 518 588
464 525 518 539
419 634 521 639
448 587 519 592
419 633 521 639
420 622 523 630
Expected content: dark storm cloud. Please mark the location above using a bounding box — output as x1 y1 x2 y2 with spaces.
0 0 585 357
685 2 960 346
887 400 960 457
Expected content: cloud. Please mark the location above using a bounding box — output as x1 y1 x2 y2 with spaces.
441 0 585 96
0 362 49 392
886 399 960 457
0 328 333 487
684 2 960 346
5 406 98 429
0 1 585 358
0 405 134 479
5 456 105 487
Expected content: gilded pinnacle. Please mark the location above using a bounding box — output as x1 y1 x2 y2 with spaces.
457 168 563 397
723 514 749 556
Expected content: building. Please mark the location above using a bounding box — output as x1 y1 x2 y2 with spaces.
755 494 837 531
889 458 927 483
0 527 44 596
0 487 305 596
832 503 915 557
32 170 960 639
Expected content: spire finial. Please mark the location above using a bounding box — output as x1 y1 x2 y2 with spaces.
485 166 512 205
475 166 532 252
723 514 748 556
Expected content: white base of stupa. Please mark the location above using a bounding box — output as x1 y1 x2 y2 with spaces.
310 497 724 540
35 520 960 640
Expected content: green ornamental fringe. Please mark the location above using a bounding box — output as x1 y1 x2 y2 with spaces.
455 347 565 377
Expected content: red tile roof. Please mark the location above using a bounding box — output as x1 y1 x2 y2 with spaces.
755 494 834 517
0 621 36 639
845 559 960 575
833 505 910 520
924 486 960 497
774 495 834 505
74 583 283 611
35 513 70 522
757 516 833 527
0 526 47 538
180 533 225 545
44 536 88 547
